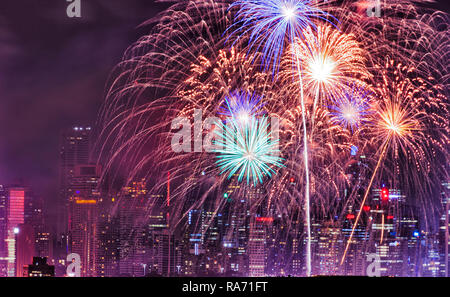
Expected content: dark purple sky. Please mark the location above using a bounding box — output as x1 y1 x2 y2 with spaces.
0 1 448 222
0 0 170 219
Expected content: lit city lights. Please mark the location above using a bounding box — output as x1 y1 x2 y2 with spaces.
0 0 448 292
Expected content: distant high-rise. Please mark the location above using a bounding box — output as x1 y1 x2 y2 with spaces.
96 196 120 277
341 205 370 276
118 179 151 277
220 179 251 276
6 188 25 276
310 220 342 276
70 198 98 277
422 233 441 277
439 181 449 277
15 223 35 277
290 212 303 276
248 217 272 277
59 126 92 235
0 185 7 276
153 230 181 276
24 191 51 262
68 164 101 277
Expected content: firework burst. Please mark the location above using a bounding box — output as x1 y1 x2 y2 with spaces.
214 115 284 185
329 83 372 132
280 24 371 105
218 90 265 126
341 58 449 264
228 0 338 276
228 0 337 73
97 0 450 276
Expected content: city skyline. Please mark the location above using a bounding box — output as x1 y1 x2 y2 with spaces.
0 169 448 277
0 0 449 279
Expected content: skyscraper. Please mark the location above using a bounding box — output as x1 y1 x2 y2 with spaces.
59 126 92 235
68 164 101 277
70 198 98 276
220 180 251 276
248 217 272 277
118 179 152 276
153 230 181 276
24 191 51 261
310 220 342 276
0 185 7 276
439 181 449 277
6 188 25 276
96 196 120 277
15 223 35 277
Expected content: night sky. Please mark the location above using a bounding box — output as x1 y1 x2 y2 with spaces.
0 1 448 225
0 0 171 222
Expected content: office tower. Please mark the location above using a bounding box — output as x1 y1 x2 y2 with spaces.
389 195 421 277
179 176 205 275
96 195 120 277
59 126 92 235
397 208 420 276
438 181 449 277
34 231 51 260
265 215 292 276
338 148 371 276
341 209 371 276
6 188 25 276
368 187 412 276
53 233 70 277
70 198 98 277
177 176 217 276
248 217 272 277
186 209 206 257
310 220 342 276
0 185 7 276
153 230 181 276
221 180 252 277
26 257 55 277
290 211 303 276
184 208 223 276
24 192 51 260
15 223 35 277
146 209 169 275
422 233 441 277
68 164 101 277
183 209 219 275
118 179 152 276
203 212 225 276
7 188 25 229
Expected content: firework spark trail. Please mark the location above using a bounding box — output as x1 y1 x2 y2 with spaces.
272 103 351 219
97 0 449 276
340 136 390 265
340 57 448 265
329 83 372 132
228 0 337 276
280 28 371 268
281 20 369 275
292 41 312 276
